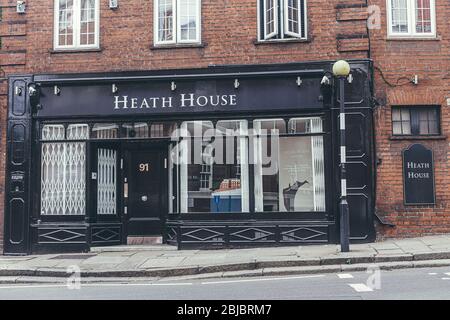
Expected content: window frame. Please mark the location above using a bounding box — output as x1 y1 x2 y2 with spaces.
53 0 100 51
391 106 441 136
257 0 307 41
387 0 436 38
154 0 202 46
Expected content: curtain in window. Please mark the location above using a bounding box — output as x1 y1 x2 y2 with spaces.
58 0 74 46
238 122 250 213
415 0 432 33
310 118 326 211
391 0 409 33
158 0 174 42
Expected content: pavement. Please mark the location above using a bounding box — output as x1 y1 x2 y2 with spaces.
1 235 450 283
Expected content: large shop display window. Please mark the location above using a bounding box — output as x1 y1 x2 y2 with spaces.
170 117 326 214
40 124 89 215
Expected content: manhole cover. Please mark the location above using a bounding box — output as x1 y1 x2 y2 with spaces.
50 254 96 260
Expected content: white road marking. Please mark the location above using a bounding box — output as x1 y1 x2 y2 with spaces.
201 274 325 285
441 278 450 280
349 283 373 292
0 284 67 290
428 273 437 275
337 273 354 279
445 272 450 276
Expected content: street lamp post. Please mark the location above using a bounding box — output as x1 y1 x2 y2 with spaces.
333 60 351 253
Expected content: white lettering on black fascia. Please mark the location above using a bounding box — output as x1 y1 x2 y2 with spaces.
115 94 238 109
162 97 173 108
114 95 128 109
180 93 195 107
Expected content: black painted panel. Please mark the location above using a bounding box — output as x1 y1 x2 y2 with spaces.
10 79 27 117
36 76 324 118
9 198 25 244
91 225 121 245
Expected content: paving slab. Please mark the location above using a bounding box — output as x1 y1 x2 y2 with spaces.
139 257 187 269
81 256 129 265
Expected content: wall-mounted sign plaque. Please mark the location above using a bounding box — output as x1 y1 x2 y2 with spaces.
403 144 435 205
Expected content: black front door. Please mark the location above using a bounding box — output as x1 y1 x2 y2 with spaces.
126 146 167 236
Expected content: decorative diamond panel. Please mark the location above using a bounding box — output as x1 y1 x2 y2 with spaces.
41 142 86 215
182 227 225 242
229 227 276 242
280 226 327 242
38 228 86 243
91 227 120 243
97 148 117 215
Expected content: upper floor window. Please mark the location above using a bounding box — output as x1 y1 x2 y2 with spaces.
392 106 440 136
387 0 436 37
154 0 201 45
258 0 307 41
54 0 100 50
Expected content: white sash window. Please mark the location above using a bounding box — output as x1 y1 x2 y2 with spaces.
387 0 436 37
54 0 100 50
155 0 201 45
259 0 306 40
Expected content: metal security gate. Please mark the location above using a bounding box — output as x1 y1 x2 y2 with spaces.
88 142 123 246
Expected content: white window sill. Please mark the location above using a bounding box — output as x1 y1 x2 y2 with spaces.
151 43 205 50
386 35 440 41
50 47 102 54
254 38 309 45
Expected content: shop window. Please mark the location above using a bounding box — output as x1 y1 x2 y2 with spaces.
54 0 100 50
387 0 436 38
392 106 440 135
150 122 178 138
67 124 90 140
154 0 201 45
254 117 325 212
122 123 149 138
258 0 307 41
40 124 88 215
171 120 249 213
92 123 119 139
42 124 65 140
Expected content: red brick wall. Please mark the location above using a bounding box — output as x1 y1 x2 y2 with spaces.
5 0 448 249
369 0 450 238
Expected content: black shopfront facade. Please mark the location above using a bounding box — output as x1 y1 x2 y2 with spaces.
4 60 376 254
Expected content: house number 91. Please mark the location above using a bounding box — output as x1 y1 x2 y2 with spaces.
139 163 149 172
